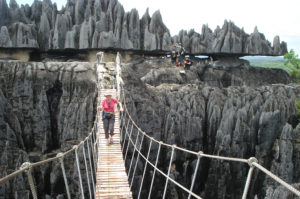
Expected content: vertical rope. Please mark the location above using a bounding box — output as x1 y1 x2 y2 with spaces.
188 152 203 199
120 111 124 143
28 169 38 199
57 154 71 199
89 137 96 174
116 51 121 99
121 127 128 154
94 121 99 166
122 118 131 152
94 141 98 172
28 168 38 199
128 130 140 177
242 166 255 199
91 127 96 167
242 157 257 199
82 142 92 199
162 145 176 199
92 114 98 159
120 110 124 140
120 113 127 153
137 139 153 199
75 146 85 199
124 123 134 162
86 138 96 196
148 142 162 199
130 133 145 188
20 162 37 199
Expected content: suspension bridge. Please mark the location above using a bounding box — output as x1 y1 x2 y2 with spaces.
0 52 299 199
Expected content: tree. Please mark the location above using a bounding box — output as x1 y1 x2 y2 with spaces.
284 49 300 82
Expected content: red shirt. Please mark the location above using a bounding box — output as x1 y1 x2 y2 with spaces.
102 98 118 113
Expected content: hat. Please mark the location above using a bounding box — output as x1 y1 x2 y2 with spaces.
104 94 112 96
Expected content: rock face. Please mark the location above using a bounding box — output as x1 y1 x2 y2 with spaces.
0 0 287 56
176 22 287 56
0 60 97 198
120 56 300 199
0 53 299 199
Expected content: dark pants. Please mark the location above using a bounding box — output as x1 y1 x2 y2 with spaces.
103 117 115 139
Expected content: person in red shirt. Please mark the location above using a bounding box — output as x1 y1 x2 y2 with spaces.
98 94 123 145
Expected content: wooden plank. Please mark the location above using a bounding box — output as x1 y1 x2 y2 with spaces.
95 89 132 199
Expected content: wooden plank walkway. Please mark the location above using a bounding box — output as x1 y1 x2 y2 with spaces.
95 89 132 199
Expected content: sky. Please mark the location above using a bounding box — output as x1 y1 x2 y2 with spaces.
15 0 300 55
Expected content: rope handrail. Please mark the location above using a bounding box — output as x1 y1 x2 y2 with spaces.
252 162 300 196
1 51 300 198
0 124 96 184
120 85 300 198
0 79 103 199
123 125 202 199
120 88 204 198
121 86 249 163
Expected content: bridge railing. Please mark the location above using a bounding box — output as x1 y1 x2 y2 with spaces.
0 53 106 198
0 112 100 199
119 85 300 199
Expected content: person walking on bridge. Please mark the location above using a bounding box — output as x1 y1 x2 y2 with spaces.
98 94 123 145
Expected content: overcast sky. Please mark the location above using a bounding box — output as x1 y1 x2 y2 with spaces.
15 0 300 55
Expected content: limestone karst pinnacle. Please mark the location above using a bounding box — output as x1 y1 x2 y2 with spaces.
0 0 287 55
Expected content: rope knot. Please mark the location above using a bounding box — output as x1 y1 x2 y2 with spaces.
198 151 204 157
80 141 84 146
56 153 64 159
20 162 32 170
247 157 258 167
73 145 78 150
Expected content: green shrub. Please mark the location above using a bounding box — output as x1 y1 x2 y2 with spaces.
296 100 300 122
284 49 300 83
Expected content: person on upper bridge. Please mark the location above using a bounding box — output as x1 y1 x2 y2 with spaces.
177 44 185 66
98 94 123 146
184 56 192 70
171 51 177 65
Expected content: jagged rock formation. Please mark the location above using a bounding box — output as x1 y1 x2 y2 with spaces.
0 0 287 56
120 57 300 199
176 23 288 56
0 60 97 198
0 53 299 198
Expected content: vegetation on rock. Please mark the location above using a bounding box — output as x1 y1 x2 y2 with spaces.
284 49 300 82
296 100 300 122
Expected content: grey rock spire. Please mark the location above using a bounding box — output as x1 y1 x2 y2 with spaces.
0 0 288 56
